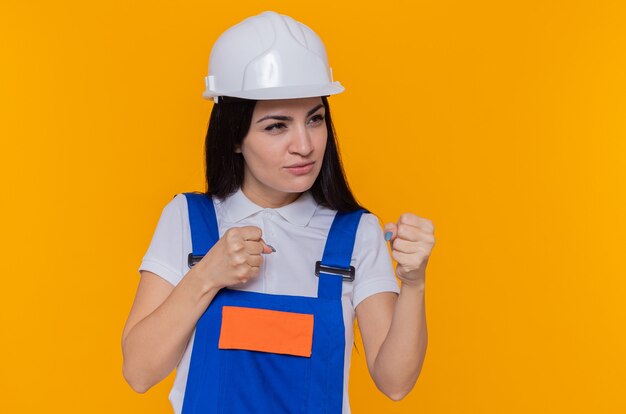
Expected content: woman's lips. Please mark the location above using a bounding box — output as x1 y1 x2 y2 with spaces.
284 162 315 175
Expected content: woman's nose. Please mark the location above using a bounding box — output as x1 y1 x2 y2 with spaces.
288 126 313 156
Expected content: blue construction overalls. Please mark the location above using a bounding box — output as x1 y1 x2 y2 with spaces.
180 193 365 414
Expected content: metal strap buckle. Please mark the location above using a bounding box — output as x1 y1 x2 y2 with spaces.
188 253 204 268
315 261 355 282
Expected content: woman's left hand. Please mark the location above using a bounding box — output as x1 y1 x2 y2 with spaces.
384 213 435 286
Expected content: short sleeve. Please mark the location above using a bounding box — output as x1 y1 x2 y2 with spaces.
351 213 400 309
138 194 189 287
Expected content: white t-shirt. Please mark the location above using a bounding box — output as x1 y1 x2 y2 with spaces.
138 189 400 414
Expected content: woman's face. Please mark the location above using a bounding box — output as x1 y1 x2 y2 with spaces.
237 97 327 208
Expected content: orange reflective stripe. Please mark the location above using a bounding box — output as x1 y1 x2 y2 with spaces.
218 306 314 357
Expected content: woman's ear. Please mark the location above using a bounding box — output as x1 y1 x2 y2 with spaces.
234 146 242 154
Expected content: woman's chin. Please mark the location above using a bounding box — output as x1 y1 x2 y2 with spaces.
276 176 317 194
287 180 316 194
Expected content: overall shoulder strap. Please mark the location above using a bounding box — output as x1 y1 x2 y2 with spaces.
317 209 366 300
183 193 220 258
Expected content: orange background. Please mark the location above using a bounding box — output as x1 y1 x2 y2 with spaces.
2 1 626 412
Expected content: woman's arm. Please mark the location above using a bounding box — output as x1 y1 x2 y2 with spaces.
356 278 427 400
121 226 272 393
355 213 434 400
121 269 219 393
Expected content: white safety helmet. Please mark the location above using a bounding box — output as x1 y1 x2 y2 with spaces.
203 11 344 103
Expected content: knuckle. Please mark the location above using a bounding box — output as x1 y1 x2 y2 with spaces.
397 224 408 238
225 229 241 243
400 212 413 222
244 226 261 239
424 219 435 233
231 254 246 266
391 250 401 261
416 247 430 258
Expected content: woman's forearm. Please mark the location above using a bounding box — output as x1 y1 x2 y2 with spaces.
122 268 219 393
371 279 428 400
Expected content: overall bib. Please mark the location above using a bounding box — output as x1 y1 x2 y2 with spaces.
181 193 365 414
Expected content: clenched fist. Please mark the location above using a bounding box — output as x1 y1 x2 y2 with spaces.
384 213 435 286
195 226 274 289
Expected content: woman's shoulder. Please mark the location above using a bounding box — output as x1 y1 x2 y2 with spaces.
311 205 384 243
161 193 190 215
153 193 201 229
147 193 191 234
168 192 220 212
357 212 385 243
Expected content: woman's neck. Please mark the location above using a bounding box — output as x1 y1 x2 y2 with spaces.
240 185 301 208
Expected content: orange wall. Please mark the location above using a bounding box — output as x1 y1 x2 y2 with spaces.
2 1 625 412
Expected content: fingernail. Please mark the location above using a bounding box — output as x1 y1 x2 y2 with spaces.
266 244 276 252
384 232 392 241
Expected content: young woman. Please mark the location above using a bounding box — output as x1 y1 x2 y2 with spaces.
122 11 434 414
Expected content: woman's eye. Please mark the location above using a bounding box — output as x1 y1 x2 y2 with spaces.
308 114 325 125
265 123 286 132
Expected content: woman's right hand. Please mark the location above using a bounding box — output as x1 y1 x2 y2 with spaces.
193 226 274 289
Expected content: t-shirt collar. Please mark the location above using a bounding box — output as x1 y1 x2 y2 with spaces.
275 191 318 227
220 188 318 227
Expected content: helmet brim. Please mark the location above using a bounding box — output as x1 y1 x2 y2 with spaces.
203 82 345 101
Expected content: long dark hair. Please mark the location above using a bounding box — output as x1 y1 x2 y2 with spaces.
204 96 363 212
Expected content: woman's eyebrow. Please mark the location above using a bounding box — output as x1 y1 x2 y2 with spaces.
306 104 324 117
256 104 325 123
256 114 291 123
